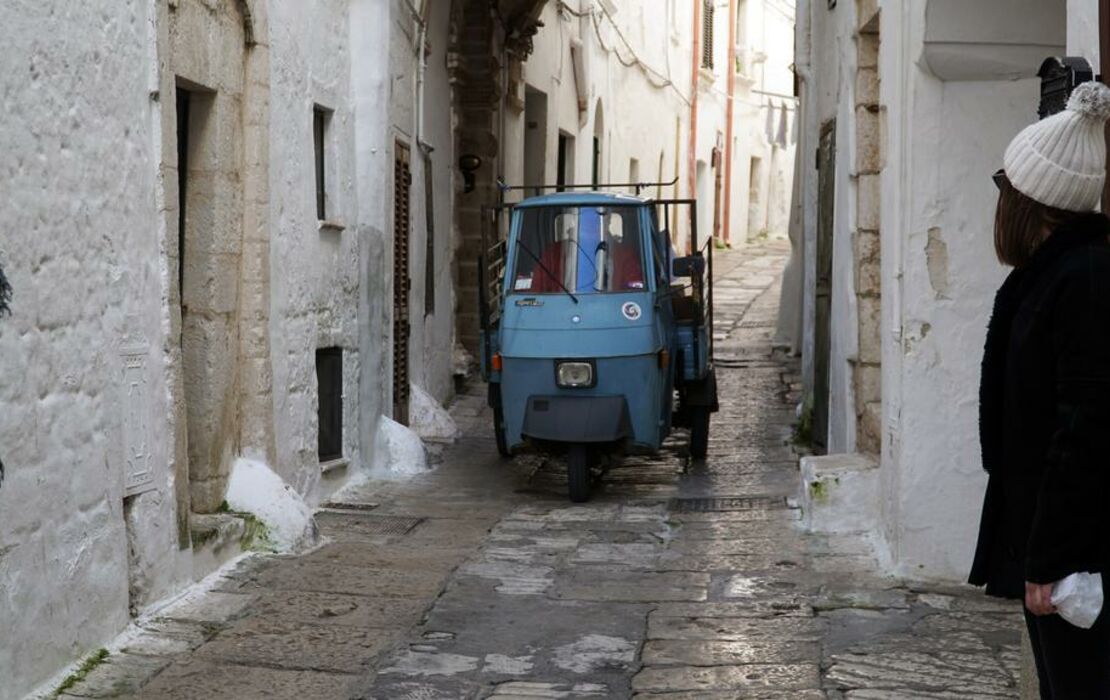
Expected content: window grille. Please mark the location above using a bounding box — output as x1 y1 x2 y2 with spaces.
316 347 343 462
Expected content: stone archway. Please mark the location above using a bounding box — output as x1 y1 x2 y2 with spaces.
448 0 548 355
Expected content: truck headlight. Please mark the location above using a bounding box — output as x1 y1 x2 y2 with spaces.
556 361 594 388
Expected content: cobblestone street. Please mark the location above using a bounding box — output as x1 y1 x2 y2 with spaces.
59 243 1024 699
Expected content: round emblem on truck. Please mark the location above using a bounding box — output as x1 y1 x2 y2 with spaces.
621 302 642 321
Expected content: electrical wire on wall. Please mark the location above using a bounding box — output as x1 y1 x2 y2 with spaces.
556 0 691 105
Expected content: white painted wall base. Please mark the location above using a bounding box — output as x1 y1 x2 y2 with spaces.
800 453 879 534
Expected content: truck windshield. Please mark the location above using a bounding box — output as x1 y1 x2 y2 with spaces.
512 206 645 294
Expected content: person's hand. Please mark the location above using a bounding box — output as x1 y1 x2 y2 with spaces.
1026 581 1057 616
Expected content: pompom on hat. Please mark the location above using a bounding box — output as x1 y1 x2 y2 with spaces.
1003 80 1110 212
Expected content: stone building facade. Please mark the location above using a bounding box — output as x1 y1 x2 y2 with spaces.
0 1 796 697
787 0 1109 583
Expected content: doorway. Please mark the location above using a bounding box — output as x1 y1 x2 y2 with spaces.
813 120 836 454
524 88 548 197
557 132 575 191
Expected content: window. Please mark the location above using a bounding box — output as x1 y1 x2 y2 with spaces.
313 105 332 221
512 206 645 294
176 87 192 299
701 0 715 70
316 347 343 462
557 133 574 191
592 137 601 187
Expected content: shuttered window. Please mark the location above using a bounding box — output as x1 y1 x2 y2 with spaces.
701 0 715 70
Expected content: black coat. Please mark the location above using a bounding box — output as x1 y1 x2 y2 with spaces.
971 213 1110 599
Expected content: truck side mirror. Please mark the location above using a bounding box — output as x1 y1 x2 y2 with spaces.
672 255 705 278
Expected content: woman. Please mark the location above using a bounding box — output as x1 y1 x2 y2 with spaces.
971 80 1110 697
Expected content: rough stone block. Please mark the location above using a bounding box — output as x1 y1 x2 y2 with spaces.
194 616 392 674
182 172 245 255
857 172 881 230
855 108 883 175
134 657 353 699
182 251 241 314
249 589 428 629
854 248 881 299
800 453 879 534
857 400 883 456
632 663 821 693
552 568 709 602
856 66 880 108
245 559 446 599
855 362 881 406
856 295 882 364
161 590 257 626
643 639 820 665
858 0 879 32
858 32 880 69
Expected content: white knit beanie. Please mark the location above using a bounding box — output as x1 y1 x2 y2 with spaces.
1004 81 1110 212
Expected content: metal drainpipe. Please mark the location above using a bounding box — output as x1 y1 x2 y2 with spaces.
722 0 738 246
687 0 703 254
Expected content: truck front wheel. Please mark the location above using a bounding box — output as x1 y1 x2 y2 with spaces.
567 443 592 503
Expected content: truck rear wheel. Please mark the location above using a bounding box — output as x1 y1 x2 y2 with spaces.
689 406 710 459
567 443 592 503
493 402 510 459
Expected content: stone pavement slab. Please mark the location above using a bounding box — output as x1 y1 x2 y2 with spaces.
58 243 1021 699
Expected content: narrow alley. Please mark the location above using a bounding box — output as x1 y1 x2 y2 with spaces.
54 243 1023 699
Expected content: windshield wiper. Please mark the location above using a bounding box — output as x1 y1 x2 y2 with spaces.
518 239 579 304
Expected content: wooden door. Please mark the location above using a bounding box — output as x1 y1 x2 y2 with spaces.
393 142 412 426
813 120 836 454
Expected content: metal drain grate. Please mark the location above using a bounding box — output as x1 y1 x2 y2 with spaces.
317 512 424 537
668 496 788 512
319 501 379 512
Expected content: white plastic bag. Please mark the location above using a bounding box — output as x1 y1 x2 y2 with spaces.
1051 572 1104 629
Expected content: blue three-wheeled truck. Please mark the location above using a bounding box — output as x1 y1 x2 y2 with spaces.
478 182 718 502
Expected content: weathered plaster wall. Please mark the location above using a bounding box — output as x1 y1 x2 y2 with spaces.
267 0 362 497
878 0 1061 579
731 0 798 245
416 1 458 403
1067 0 1100 61
350 0 393 465
0 1 183 697
515 0 784 257
794 0 1065 579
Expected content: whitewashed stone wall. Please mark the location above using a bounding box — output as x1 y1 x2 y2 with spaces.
507 0 794 254
268 0 362 496
792 0 1070 581
0 2 182 697
1 2 461 696
879 0 1065 579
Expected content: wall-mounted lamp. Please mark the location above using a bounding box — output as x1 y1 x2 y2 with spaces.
459 154 482 193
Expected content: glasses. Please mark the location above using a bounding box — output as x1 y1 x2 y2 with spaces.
993 169 1005 191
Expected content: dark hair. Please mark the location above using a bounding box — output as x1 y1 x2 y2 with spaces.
994 175 1083 267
